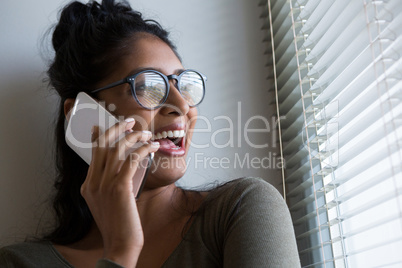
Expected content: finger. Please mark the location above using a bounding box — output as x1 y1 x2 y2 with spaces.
91 125 101 143
92 118 135 167
118 142 159 183
90 125 102 163
98 118 135 149
104 130 153 172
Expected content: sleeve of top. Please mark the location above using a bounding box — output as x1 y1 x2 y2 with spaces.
222 178 301 268
0 244 125 268
0 247 29 268
0 249 11 268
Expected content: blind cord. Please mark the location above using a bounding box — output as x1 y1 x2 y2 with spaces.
288 1 329 265
267 0 287 201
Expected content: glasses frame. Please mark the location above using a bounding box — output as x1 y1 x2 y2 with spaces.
91 69 206 110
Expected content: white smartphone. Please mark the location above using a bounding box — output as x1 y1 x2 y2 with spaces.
65 92 153 199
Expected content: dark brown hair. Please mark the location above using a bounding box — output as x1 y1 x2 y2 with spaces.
45 0 179 244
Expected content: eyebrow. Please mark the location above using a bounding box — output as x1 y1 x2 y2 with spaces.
125 67 186 77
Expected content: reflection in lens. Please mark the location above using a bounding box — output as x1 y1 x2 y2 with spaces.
135 72 167 108
179 71 204 106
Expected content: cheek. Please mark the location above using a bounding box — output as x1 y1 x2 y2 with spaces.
109 106 154 132
130 112 154 131
186 109 198 144
98 93 147 124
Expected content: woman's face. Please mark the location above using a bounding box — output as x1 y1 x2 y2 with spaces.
96 35 198 189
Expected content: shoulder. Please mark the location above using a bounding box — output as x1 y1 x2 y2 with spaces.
206 177 284 209
203 177 300 267
165 178 300 267
0 241 71 267
216 176 280 194
198 177 287 231
229 176 280 194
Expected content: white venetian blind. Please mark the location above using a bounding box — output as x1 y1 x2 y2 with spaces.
259 0 402 267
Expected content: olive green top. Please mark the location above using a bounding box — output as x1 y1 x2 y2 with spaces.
0 177 300 267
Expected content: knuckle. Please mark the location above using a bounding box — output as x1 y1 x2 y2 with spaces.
81 179 100 195
80 183 93 198
126 132 140 143
92 140 99 148
80 184 86 196
122 137 134 148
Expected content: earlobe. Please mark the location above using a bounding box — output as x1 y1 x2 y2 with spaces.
64 98 76 122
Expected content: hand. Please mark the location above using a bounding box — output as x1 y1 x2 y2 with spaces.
80 118 159 267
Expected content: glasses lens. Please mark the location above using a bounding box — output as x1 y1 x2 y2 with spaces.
134 72 167 108
179 71 205 106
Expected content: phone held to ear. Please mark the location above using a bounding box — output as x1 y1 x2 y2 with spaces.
65 92 153 199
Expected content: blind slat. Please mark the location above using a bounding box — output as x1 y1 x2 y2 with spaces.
261 0 402 266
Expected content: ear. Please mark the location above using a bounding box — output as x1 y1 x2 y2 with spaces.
64 98 75 122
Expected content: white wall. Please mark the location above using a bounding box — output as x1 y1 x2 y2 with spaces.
0 0 279 246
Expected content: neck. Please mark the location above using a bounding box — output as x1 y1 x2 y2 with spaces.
67 183 201 250
136 184 184 234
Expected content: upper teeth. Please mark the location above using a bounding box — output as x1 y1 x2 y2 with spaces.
152 130 185 140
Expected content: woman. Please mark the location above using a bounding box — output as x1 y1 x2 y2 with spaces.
0 0 300 267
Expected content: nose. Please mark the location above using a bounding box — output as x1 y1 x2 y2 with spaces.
160 78 190 116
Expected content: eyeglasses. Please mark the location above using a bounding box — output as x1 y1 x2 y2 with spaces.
91 69 206 109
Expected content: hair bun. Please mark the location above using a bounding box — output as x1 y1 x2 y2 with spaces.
48 0 178 99
99 0 132 15
52 0 134 52
52 2 86 52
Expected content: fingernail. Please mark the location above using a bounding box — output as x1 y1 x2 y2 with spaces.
124 118 135 132
125 117 135 123
151 141 160 148
142 130 152 136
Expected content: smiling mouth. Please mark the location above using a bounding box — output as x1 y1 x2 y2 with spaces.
151 130 185 151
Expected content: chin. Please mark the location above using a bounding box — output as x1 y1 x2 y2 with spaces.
144 153 188 189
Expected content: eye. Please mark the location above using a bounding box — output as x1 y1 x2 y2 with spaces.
134 81 147 95
136 84 146 90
